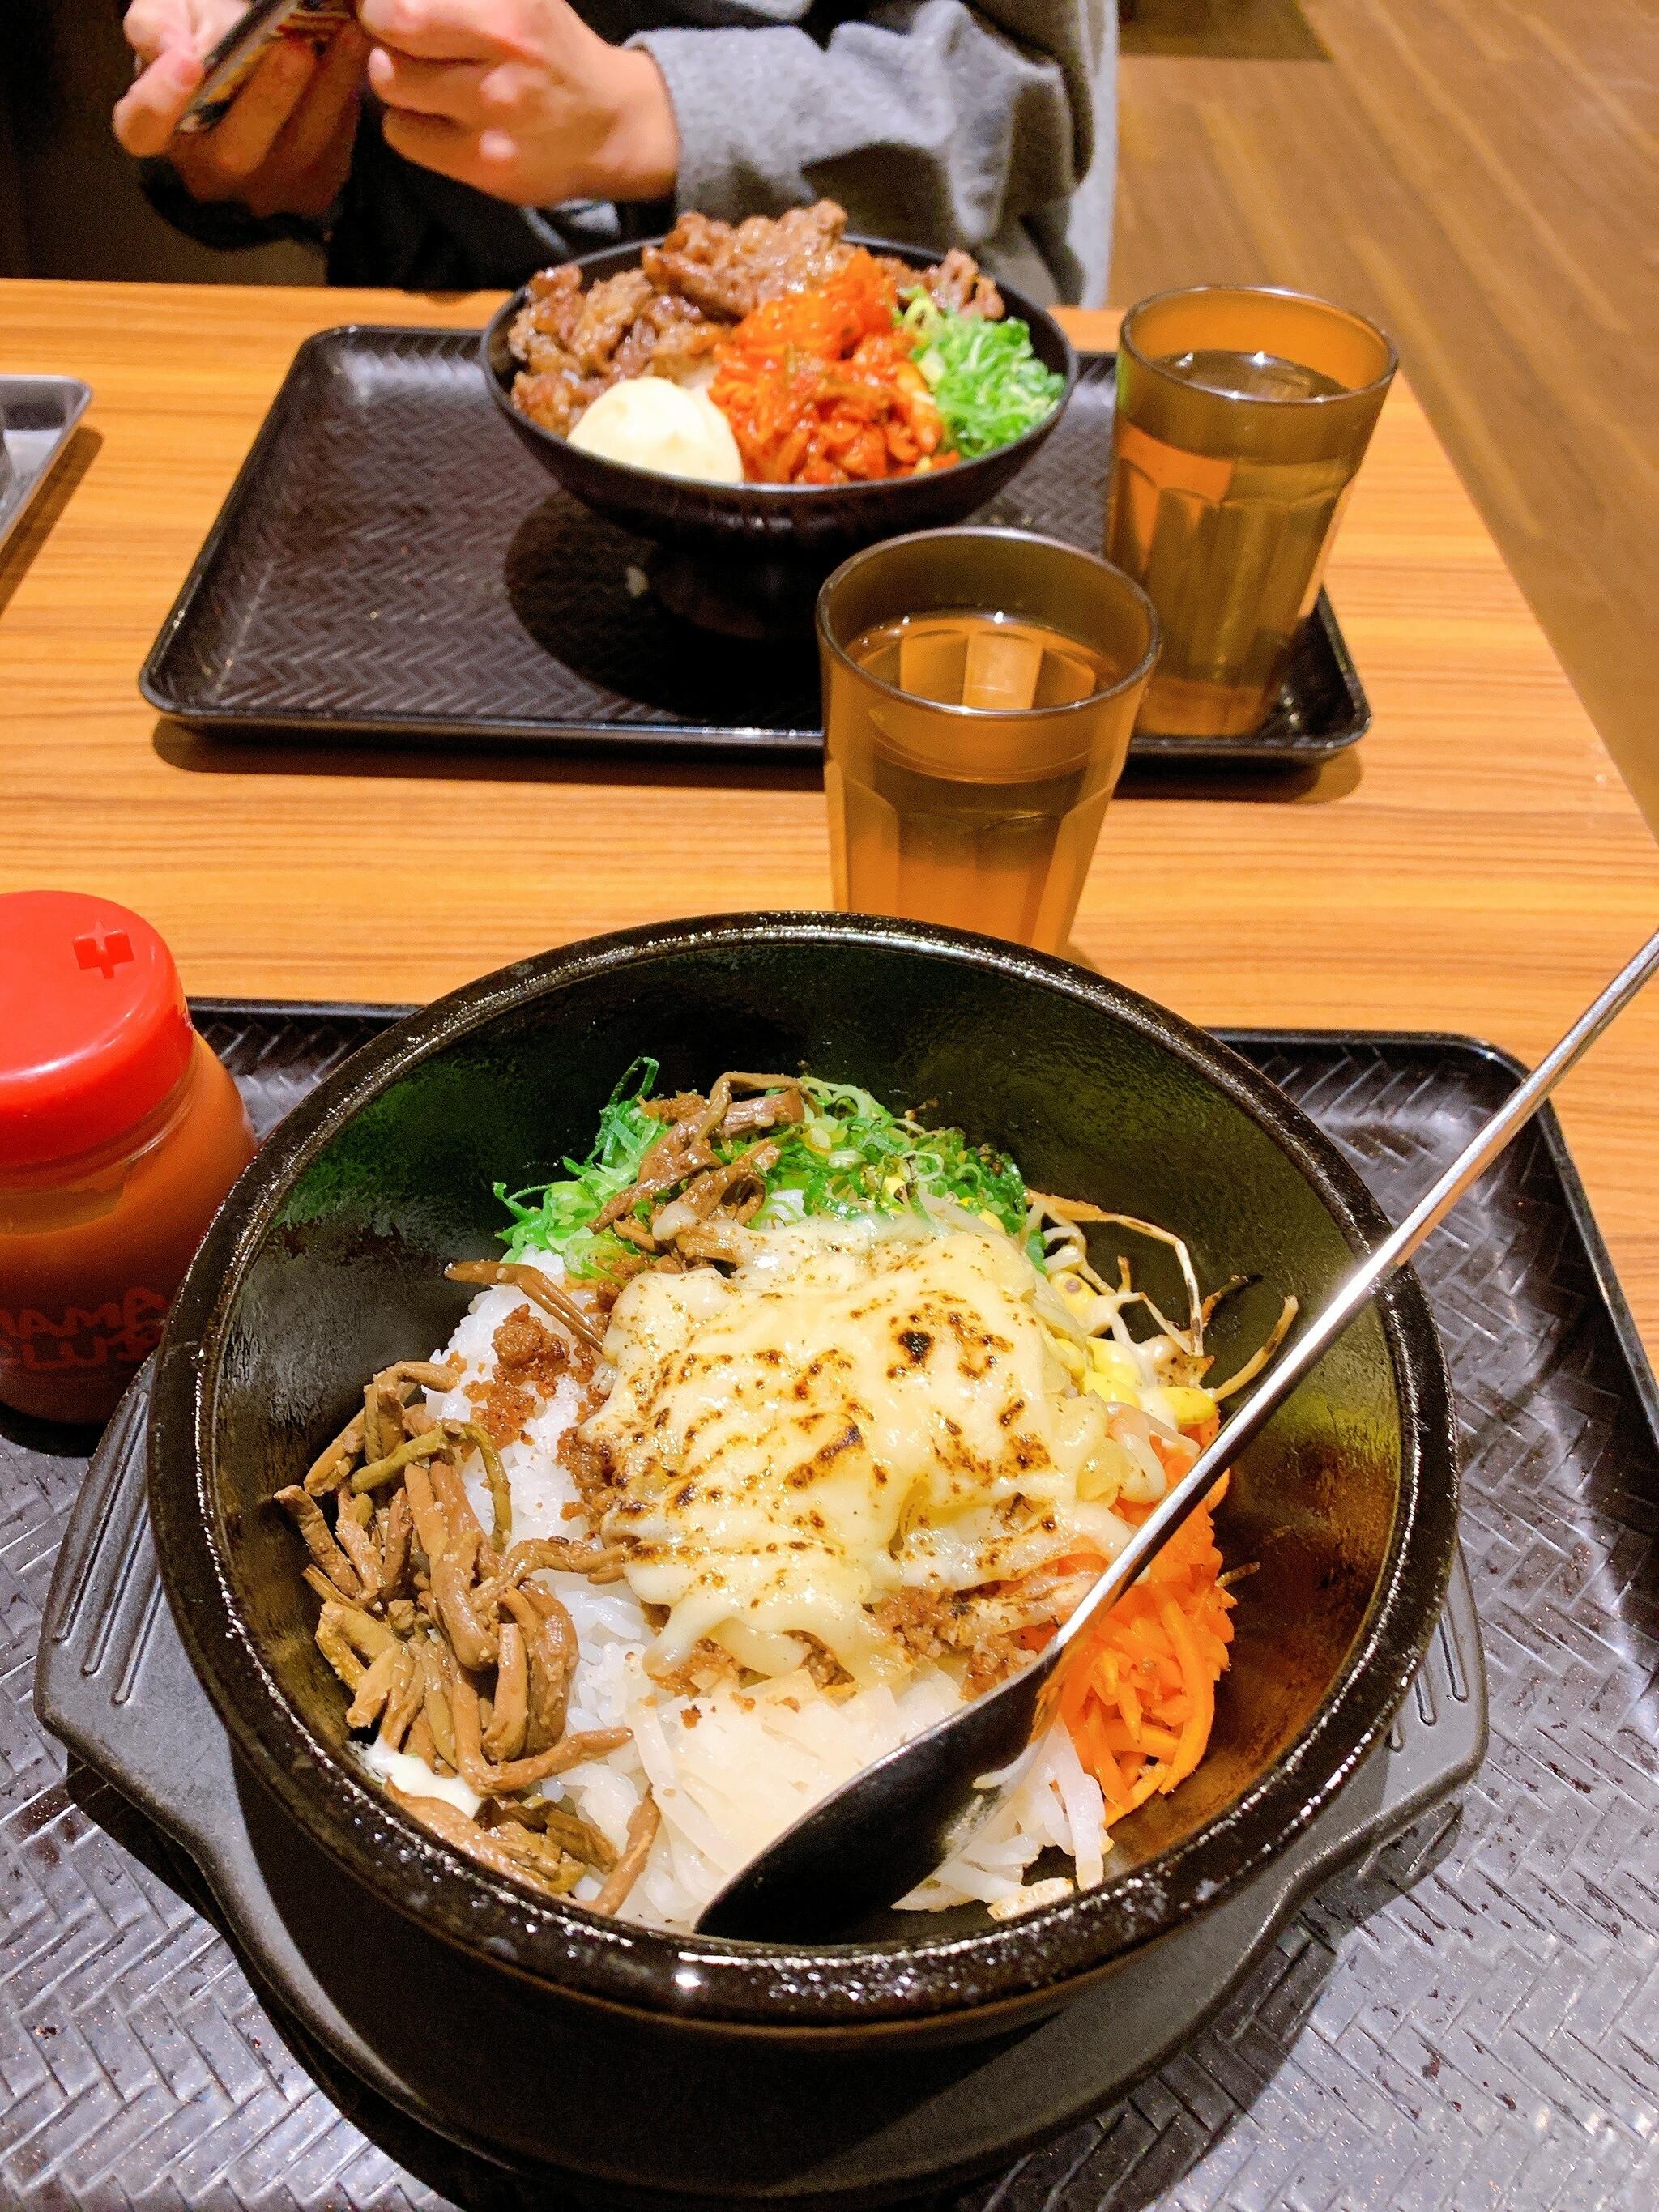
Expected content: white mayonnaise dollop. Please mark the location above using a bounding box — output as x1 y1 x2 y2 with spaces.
568 377 744 484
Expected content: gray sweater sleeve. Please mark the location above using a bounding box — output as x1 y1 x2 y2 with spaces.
633 0 1107 295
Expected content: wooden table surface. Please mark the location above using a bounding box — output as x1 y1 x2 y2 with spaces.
4 279 1656 1351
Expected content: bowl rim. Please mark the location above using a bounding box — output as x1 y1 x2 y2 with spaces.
480 232 1080 501
147 913 1458 2038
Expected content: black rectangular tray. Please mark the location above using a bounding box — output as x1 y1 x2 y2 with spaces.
139 335 1369 769
6 1002 1657 2207
34 1364 1483 2210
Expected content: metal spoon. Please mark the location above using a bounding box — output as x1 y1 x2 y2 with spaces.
696 928 1659 1941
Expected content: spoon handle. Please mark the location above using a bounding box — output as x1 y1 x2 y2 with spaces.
1054 926 1659 1658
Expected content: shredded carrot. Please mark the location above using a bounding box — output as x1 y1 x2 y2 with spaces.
1056 1466 1236 1822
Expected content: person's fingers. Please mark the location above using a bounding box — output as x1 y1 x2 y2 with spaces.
190 36 318 182
357 0 508 65
112 47 200 156
277 23 371 173
195 0 258 47
122 0 197 67
380 103 515 190
366 45 501 126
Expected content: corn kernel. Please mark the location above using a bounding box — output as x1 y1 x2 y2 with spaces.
1082 1340 1141 1407
1157 1385 1218 1430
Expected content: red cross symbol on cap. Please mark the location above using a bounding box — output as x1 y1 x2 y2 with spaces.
74 929 134 981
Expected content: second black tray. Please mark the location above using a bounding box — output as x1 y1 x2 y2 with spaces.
35 1364 1482 2209
12 1002 1659 2206
139 331 1369 769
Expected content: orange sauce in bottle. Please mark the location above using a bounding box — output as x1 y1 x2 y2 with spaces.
0 893 256 1426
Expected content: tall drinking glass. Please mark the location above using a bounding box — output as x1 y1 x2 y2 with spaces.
1107 286 1396 739
817 528 1158 953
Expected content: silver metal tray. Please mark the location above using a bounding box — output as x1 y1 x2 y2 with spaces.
0 375 92 556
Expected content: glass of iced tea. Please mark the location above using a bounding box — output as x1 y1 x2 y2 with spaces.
1107 285 1396 739
817 528 1158 953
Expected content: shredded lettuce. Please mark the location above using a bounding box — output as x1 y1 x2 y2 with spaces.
898 293 1065 459
496 1063 1031 1272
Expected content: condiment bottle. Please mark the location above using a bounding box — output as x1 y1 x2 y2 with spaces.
0 892 256 1426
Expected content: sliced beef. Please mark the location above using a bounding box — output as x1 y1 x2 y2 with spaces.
922 247 1005 320
507 203 1004 445
642 202 854 322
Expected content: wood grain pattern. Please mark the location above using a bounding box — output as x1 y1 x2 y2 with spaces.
1 276 1655 1352
1114 0 1659 830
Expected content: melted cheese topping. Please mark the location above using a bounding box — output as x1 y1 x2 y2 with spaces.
587 1221 1137 1685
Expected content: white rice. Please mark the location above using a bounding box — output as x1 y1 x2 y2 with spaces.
360 1245 1109 1929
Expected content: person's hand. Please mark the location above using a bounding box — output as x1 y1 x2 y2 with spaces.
358 0 678 207
114 2 370 221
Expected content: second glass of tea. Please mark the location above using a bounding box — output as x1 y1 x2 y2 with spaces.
1107 285 1396 739
817 528 1158 953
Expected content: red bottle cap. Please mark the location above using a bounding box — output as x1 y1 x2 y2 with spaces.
0 891 196 1171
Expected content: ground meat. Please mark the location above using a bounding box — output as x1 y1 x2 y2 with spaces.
641 1090 706 1122
466 1309 572 1448
646 1637 742 1695
872 1586 1034 1695
962 1630 1027 1698
557 1420 621 1523
794 1638 851 1691
501 1308 565 1375
568 1279 621 1325
872 1589 958 1668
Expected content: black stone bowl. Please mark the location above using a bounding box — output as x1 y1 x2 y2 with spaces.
480 239 1077 632
147 914 1457 2048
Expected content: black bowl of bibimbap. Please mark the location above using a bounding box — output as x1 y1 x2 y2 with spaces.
146 909 1457 2116
480 202 1077 632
